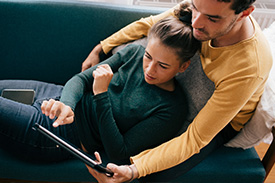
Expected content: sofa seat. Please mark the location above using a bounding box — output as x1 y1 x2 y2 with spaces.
0 146 265 183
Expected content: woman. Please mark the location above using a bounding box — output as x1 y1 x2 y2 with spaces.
0 9 200 163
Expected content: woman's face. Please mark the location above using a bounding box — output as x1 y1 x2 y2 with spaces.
143 37 189 91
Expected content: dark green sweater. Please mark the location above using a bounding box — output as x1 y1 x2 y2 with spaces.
60 44 187 161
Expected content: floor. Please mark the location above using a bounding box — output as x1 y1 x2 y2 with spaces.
255 142 275 183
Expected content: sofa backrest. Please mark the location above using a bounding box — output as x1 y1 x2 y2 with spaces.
0 0 164 84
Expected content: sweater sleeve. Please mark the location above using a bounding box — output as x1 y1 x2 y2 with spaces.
93 92 186 161
100 3 181 54
131 76 264 177
59 49 126 111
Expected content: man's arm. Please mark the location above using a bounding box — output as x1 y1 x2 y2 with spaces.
131 75 264 177
100 5 177 54
81 3 181 71
82 44 104 72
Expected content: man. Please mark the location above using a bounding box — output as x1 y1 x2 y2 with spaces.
82 0 273 182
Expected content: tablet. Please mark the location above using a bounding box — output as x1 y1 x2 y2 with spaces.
33 123 113 177
1 89 35 105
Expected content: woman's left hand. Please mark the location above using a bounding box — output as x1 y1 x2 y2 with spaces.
86 152 137 183
41 99 74 127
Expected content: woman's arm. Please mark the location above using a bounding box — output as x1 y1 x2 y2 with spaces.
60 50 125 111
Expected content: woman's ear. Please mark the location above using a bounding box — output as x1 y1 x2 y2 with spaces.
179 60 191 73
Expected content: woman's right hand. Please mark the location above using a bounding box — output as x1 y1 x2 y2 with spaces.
92 64 113 95
82 44 104 72
41 99 74 127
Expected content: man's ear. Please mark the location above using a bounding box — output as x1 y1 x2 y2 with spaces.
239 5 255 19
179 60 191 73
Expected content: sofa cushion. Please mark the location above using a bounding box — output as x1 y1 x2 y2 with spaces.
171 146 265 183
0 145 265 183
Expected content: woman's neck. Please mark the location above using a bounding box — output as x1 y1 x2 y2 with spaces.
155 79 175 92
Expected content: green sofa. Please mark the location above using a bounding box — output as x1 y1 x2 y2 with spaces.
0 0 268 182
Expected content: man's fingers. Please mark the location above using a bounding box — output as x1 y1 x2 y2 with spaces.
82 63 92 72
85 164 99 177
94 151 102 164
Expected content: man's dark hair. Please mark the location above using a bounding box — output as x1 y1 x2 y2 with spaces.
218 0 256 14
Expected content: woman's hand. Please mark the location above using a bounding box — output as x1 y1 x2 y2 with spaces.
86 152 139 183
41 99 74 127
93 64 113 95
82 44 104 72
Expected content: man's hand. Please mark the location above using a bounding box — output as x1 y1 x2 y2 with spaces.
82 44 104 72
41 99 74 127
86 152 139 183
92 64 113 95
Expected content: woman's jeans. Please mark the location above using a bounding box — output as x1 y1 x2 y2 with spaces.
0 80 80 162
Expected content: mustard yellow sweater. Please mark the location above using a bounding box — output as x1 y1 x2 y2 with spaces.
100 4 272 178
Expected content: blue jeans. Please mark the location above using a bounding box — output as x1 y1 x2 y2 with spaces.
0 80 80 162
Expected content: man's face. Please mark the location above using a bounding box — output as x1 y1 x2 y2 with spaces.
191 0 240 42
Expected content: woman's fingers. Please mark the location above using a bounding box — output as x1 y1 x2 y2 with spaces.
41 99 74 127
92 64 113 95
53 105 74 127
93 64 113 78
48 100 62 119
41 99 55 116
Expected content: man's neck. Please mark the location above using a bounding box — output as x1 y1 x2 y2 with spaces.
211 17 255 47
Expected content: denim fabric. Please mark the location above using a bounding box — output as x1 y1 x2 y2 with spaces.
0 80 80 162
